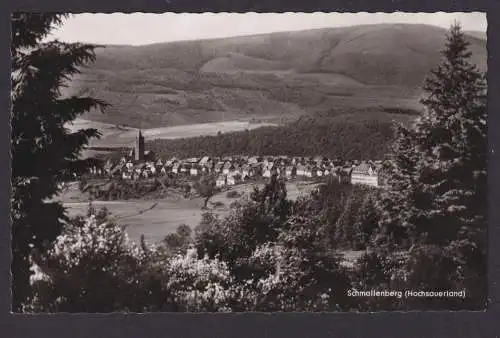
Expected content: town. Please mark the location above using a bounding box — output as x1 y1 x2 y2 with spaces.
87 130 385 188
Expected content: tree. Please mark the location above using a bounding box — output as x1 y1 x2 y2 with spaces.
26 210 177 312
334 190 358 250
194 175 292 282
376 22 487 309
194 175 218 209
413 22 487 247
266 215 352 312
376 124 420 249
11 13 107 310
412 23 487 308
162 224 193 254
352 190 380 250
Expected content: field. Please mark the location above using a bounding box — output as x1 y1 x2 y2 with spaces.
64 199 204 244
62 180 320 244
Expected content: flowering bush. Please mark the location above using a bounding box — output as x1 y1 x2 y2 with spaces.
165 247 234 312
25 212 172 312
234 242 350 312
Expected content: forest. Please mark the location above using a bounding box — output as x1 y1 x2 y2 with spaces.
147 110 406 160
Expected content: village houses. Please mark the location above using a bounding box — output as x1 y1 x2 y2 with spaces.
87 130 384 189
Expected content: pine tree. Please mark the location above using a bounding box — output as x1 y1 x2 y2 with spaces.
377 22 487 309
412 22 487 248
11 13 107 310
376 124 421 249
412 23 487 308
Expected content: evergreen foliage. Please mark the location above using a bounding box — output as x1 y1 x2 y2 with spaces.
147 112 398 160
376 22 487 308
376 124 421 249
413 23 487 247
11 13 106 310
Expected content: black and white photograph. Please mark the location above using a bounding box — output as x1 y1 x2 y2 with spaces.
10 12 487 313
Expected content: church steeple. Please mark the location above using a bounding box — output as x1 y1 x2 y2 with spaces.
135 129 145 161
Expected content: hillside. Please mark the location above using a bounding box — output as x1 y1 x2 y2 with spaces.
66 24 487 129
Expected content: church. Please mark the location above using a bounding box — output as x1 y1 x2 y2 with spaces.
128 130 155 162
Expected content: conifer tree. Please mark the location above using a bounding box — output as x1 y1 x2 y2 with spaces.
377 22 487 308
376 124 420 249
11 13 107 310
412 22 487 248
411 23 487 307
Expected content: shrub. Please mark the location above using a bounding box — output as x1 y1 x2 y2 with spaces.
165 248 234 312
25 210 172 312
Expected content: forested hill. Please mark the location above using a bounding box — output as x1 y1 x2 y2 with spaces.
65 24 487 129
146 108 417 160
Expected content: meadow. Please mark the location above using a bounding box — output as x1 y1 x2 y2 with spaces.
62 180 320 244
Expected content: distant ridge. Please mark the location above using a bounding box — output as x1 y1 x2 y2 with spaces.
464 30 487 40
65 23 486 129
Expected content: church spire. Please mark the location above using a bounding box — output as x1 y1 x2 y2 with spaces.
135 128 145 161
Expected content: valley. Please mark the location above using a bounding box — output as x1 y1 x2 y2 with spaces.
60 23 487 246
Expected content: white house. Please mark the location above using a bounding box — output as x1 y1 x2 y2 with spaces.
351 163 379 187
190 166 200 176
199 156 211 165
305 166 315 178
296 165 307 177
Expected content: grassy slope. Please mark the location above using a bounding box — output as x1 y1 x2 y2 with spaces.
66 24 486 129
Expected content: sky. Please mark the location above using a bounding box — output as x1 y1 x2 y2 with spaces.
49 12 487 46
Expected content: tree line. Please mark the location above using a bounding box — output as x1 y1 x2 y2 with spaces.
147 112 398 160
